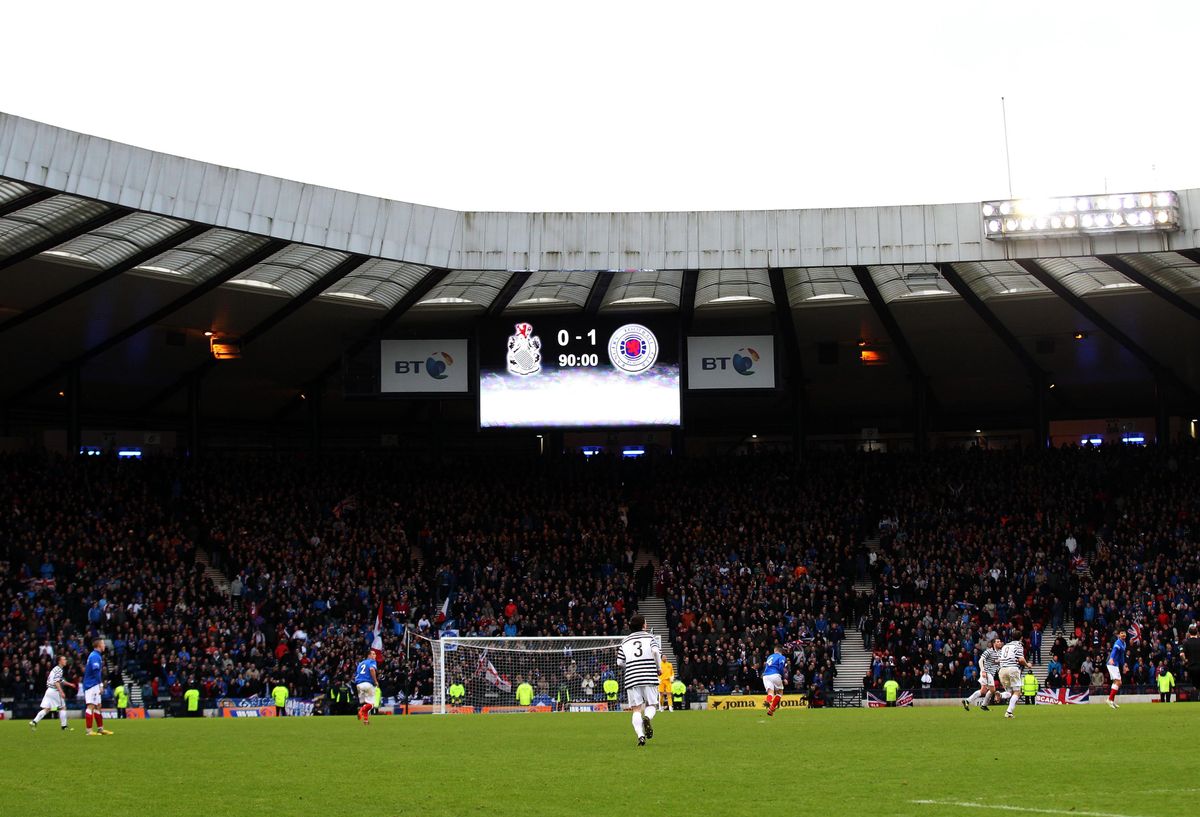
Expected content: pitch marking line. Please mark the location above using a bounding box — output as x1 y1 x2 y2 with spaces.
911 800 1153 817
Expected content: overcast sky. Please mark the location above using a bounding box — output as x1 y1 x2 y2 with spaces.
3 1 1197 212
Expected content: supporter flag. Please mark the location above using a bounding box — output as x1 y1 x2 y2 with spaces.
332 495 358 519
436 597 450 624
866 691 913 708
1127 621 1142 643
1035 688 1090 705
439 618 457 634
477 648 512 693
370 602 384 659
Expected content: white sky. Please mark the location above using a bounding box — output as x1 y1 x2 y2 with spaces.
3 0 1198 212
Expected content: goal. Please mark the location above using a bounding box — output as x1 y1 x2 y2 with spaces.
434 636 628 714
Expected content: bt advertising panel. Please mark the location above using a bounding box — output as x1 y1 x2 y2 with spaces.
479 317 680 427
380 340 470 394
686 335 776 390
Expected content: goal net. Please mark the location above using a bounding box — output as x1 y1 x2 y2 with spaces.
434 636 629 714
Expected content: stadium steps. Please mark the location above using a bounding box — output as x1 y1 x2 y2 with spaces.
835 611 1074 691
122 671 144 707
835 635 874 689
637 596 678 668
410 544 424 569
633 549 657 572
195 549 231 597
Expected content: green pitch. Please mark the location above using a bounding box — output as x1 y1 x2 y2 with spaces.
5 706 1197 817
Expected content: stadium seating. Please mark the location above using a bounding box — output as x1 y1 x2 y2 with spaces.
1 444 1196 711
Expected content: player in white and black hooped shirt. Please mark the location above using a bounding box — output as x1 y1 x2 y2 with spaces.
30 654 74 732
963 637 1003 711
617 614 662 747
996 638 1031 719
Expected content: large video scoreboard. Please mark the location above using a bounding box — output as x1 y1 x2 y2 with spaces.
478 316 680 427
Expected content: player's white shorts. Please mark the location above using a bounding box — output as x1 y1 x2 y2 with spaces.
84 684 102 706
39 689 63 710
356 682 376 704
626 684 659 708
998 668 1021 692
1106 663 1121 681
762 673 784 694
979 672 994 688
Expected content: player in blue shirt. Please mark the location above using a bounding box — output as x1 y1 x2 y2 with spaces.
354 652 379 725
83 638 112 735
762 645 788 716
1106 629 1127 709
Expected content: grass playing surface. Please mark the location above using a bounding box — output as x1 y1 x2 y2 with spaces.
5 706 1197 817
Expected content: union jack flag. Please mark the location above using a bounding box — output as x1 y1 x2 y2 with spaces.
866 690 913 707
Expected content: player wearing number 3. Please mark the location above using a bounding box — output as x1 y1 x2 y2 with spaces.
762 645 787 716
618 615 662 747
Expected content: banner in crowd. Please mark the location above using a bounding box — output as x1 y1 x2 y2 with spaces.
566 702 610 713
866 691 914 707
707 694 808 711
1035 688 1091 705
101 708 145 719
285 699 316 717
380 339 470 393
219 697 278 718
221 706 277 718
686 336 776 390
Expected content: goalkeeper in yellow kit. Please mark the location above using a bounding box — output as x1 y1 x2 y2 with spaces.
658 656 675 713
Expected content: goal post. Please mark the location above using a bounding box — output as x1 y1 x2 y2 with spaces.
434 636 629 714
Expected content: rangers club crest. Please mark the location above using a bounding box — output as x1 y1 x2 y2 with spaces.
607 323 658 374
506 322 542 376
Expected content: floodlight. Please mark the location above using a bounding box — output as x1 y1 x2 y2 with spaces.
983 191 1179 239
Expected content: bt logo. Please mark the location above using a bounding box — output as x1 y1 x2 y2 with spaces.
394 351 455 379
701 347 760 376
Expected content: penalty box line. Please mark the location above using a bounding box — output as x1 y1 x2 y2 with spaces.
910 800 1153 817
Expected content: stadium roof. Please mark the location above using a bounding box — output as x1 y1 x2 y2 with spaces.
1 112 1199 439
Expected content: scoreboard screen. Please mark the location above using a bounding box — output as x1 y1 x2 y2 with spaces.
479 316 680 428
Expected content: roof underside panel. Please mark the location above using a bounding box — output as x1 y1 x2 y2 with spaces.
41 212 191 269
320 258 431 309
0 194 111 260
601 270 683 310
0 179 34 206
1113 252 1200 293
867 264 957 303
134 228 272 283
507 271 597 311
951 260 1051 300
1038 256 1140 296
227 244 351 297
695 269 773 309
783 267 865 306
415 270 511 310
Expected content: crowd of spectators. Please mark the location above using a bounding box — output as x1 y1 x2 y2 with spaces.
652 445 1198 697
2 443 1197 713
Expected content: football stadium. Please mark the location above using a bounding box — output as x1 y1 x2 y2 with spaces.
2 12 1200 814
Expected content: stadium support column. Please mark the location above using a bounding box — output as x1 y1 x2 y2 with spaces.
1034 372 1049 450
186 373 201 462
308 389 323 452
1156 377 1171 447
675 271 698 457
851 266 930 453
66 368 81 457
768 268 805 459
936 263 1051 449
1016 258 1200 441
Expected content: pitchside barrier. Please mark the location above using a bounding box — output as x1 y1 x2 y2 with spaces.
707 694 809 711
